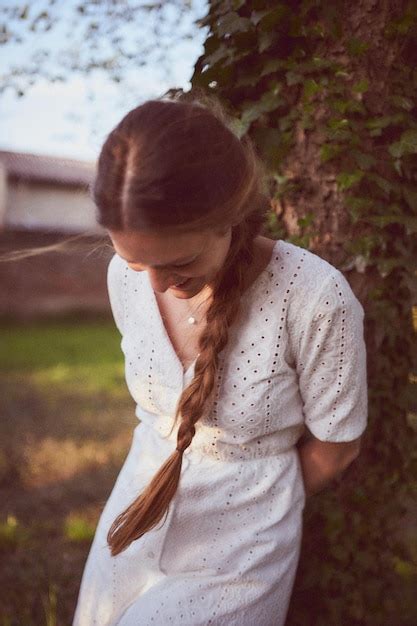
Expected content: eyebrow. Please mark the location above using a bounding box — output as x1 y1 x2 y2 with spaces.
125 254 198 269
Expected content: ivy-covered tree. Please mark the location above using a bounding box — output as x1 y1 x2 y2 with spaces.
190 1 416 624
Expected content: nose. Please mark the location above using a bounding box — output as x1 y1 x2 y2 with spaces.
147 268 181 292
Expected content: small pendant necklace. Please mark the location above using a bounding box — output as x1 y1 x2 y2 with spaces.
184 287 212 325
156 285 212 327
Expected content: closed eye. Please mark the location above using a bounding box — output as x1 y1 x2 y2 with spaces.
171 257 198 269
124 255 198 271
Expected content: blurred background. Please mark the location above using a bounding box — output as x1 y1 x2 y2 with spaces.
0 1 416 624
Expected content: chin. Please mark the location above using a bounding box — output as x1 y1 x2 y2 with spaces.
169 278 206 297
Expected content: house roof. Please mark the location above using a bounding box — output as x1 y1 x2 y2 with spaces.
0 149 96 187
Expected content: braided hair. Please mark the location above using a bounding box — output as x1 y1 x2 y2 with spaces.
93 91 270 556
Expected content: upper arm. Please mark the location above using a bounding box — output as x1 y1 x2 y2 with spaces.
294 269 368 443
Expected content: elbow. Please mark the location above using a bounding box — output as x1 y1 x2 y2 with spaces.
341 438 362 470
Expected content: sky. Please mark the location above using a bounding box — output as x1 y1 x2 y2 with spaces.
0 0 208 162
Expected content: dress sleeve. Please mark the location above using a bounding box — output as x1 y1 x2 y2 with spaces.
293 269 368 442
107 253 125 336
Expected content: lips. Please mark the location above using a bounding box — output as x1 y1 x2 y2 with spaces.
172 278 191 288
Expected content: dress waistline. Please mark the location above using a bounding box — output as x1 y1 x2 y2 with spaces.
135 407 301 463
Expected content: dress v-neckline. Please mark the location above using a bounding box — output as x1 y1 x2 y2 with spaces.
146 282 200 379
144 239 280 380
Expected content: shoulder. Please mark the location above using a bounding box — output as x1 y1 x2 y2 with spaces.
273 239 340 285
107 252 148 301
271 239 364 319
107 252 128 278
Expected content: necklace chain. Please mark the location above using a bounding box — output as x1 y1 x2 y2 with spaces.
158 285 212 326
182 288 212 325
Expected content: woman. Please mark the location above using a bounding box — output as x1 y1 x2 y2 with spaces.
73 94 367 625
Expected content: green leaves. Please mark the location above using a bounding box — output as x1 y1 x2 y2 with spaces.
365 113 406 136
365 214 417 235
389 129 417 158
303 78 321 99
352 151 377 170
352 79 369 93
237 85 284 136
251 5 290 31
336 170 364 190
344 196 372 223
390 95 414 111
347 37 370 56
216 12 252 37
320 143 343 162
192 6 417 619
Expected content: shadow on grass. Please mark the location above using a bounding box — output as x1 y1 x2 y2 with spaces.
0 437 134 625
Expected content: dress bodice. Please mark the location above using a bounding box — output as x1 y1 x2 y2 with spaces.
107 239 368 463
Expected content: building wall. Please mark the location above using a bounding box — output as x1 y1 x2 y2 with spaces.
0 231 113 319
3 178 103 234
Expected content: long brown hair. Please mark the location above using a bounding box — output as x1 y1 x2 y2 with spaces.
95 91 271 556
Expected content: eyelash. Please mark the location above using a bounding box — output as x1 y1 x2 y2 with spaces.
172 259 195 269
126 258 197 271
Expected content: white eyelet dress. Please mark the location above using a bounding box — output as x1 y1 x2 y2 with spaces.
73 239 368 626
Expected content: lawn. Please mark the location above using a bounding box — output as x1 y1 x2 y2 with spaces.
1 315 416 625
0 317 136 625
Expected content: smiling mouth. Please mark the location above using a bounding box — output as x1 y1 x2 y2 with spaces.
171 278 191 289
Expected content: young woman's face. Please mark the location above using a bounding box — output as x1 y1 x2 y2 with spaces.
108 226 232 298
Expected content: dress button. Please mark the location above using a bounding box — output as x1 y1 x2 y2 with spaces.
147 551 155 559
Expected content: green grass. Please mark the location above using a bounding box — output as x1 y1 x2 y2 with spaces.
64 514 96 543
0 514 31 550
0 317 136 625
0 319 127 395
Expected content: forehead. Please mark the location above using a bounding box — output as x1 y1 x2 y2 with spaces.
108 228 209 266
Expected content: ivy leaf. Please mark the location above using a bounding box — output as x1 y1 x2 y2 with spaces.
250 9 271 27
390 94 414 111
320 143 343 162
392 556 417 578
347 37 369 56
261 59 286 77
336 171 364 190
366 113 405 131
252 127 291 169
330 98 364 115
354 255 367 273
286 71 303 86
352 151 377 170
327 117 349 131
388 129 417 158
376 257 404 278
365 215 417 235
403 187 417 211
368 173 395 196
216 12 252 37
345 196 371 223
258 29 275 53
204 44 229 66
239 85 283 133
252 5 289 31
230 0 245 9
352 79 369 93
303 78 321 99
297 212 315 228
